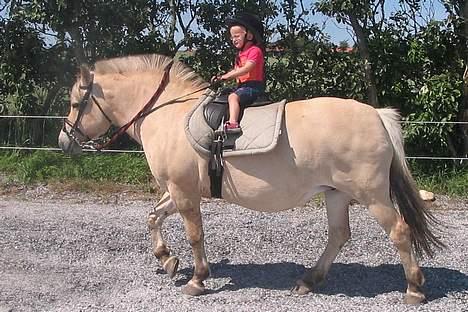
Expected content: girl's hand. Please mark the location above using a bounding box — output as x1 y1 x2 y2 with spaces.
211 75 222 83
210 75 224 89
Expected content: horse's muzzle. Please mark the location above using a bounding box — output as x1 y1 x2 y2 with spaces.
58 130 83 155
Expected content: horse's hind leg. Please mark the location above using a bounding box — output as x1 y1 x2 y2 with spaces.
367 196 426 304
294 189 352 294
147 191 179 278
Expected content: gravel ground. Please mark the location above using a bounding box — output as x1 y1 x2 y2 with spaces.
0 188 467 312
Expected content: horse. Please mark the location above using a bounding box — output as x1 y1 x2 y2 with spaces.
58 54 444 304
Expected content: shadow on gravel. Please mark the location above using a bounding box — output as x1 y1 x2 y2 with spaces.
176 260 467 301
319 263 468 301
176 259 305 291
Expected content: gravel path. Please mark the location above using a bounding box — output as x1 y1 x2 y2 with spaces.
0 192 467 312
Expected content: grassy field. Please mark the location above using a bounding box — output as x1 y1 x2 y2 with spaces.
0 151 153 193
0 151 466 197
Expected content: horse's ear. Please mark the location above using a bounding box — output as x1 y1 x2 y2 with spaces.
79 64 93 86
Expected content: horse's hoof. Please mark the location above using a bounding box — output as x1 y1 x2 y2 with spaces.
182 280 205 296
163 256 179 278
147 213 157 228
292 280 313 295
404 292 427 304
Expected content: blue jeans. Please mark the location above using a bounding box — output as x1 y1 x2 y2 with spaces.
233 81 265 107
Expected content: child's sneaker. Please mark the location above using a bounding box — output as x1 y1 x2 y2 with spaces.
224 121 242 134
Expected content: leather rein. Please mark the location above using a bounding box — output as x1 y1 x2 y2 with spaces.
62 60 209 151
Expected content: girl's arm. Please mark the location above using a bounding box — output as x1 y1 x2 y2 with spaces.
220 61 255 80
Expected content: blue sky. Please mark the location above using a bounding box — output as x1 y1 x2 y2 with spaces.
310 0 448 43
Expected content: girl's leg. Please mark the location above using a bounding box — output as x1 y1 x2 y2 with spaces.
227 92 241 124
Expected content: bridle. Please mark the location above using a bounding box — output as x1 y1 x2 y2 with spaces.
63 61 174 151
62 72 113 150
62 60 211 151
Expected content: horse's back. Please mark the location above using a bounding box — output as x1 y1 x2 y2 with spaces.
285 97 381 131
284 97 392 159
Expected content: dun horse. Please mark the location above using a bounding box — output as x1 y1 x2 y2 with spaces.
58 54 443 303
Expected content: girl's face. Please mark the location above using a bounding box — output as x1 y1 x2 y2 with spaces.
229 25 253 49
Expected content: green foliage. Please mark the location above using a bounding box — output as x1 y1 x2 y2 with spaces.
314 0 372 23
404 73 462 156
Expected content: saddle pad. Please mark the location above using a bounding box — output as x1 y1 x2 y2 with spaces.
184 89 286 157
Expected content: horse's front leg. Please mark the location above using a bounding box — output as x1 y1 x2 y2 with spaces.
170 185 210 296
147 191 179 277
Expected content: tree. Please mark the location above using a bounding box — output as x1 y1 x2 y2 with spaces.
314 0 385 106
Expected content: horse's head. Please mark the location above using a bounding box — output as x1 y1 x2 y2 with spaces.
58 65 112 154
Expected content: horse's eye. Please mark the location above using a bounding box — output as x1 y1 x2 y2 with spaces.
71 102 79 108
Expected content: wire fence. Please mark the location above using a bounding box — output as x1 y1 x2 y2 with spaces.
0 115 467 161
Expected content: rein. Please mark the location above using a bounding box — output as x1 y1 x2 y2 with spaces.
94 60 174 150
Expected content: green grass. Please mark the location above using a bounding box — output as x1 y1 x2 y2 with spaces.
0 151 466 197
412 166 468 196
0 151 151 185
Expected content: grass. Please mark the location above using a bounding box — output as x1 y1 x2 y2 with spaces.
411 165 468 196
0 151 466 197
0 151 153 189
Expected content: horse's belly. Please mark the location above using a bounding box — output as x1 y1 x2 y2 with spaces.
221 158 328 212
222 182 328 212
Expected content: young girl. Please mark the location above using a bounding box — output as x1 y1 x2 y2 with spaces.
213 13 265 133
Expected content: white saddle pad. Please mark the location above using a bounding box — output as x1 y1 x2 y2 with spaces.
184 90 286 157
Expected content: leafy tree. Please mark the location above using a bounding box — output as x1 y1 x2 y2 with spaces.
440 0 468 157
314 0 386 106
0 4 68 146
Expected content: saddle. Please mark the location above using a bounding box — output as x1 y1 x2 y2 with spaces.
203 90 273 130
184 89 286 199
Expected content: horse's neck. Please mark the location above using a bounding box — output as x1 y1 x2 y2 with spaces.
99 73 200 144
99 72 160 123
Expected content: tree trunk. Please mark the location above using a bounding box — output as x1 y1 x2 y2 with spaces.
167 0 177 56
349 15 379 107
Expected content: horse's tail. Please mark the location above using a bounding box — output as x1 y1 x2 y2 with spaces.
377 108 445 258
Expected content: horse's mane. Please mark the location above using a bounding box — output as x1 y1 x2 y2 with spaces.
93 54 208 88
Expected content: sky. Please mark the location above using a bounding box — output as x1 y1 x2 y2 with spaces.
310 0 448 43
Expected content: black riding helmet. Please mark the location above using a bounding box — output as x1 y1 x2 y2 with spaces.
226 13 264 45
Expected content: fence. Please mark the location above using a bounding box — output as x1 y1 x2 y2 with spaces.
0 115 467 161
